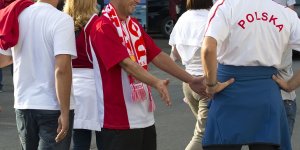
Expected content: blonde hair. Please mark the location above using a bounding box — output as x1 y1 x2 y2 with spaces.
64 0 98 31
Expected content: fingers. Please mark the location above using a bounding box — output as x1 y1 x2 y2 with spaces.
161 80 171 106
215 78 235 93
272 75 291 92
156 79 171 106
55 129 68 143
55 115 69 143
272 74 284 84
223 78 235 87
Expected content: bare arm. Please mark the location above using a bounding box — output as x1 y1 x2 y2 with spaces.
152 52 208 96
201 37 218 86
0 54 13 68
120 58 171 106
273 70 300 92
201 37 234 94
54 54 72 142
152 52 193 83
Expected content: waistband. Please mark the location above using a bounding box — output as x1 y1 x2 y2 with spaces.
217 64 277 80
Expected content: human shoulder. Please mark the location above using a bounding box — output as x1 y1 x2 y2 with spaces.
92 15 118 33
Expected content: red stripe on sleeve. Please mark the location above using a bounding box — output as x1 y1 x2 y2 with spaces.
204 0 226 35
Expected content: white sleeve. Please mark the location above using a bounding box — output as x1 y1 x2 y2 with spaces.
53 15 77 58
204 0 230 45
288 13 300 52
0 48 12 56
287 0 296 6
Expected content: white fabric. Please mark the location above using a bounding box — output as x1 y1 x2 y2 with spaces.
273 0 296 7
205 0 300 67
73 15 101 130
13 2 77 110
169 10 209 76
0 48 12 55
72 68 101 130
90 46 104 128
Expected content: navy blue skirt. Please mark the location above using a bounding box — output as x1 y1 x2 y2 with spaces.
202 64 291 150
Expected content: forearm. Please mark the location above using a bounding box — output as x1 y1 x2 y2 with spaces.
152 52 193 83
0 54 13 68
201 37 218 85
120 58 161 87
288 70 300 91
55 56 72 115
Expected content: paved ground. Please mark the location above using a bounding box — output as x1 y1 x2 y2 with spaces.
0 37 299 150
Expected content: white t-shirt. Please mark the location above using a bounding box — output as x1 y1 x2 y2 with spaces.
3 2 77 110
169 10 209 76
205 0 300 67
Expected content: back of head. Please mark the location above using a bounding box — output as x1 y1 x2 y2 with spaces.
186 0 213 10
64 0 98 31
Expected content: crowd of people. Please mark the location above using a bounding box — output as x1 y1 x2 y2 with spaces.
0 0 300 150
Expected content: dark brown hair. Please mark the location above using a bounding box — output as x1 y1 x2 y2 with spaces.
186 0 213 10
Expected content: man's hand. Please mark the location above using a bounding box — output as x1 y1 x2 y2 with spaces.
272 75 292 92
188 76 209 97
55 114 69 143
206 78 235 95
153 79 171 106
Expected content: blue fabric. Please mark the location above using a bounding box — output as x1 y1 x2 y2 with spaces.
202 64 291 150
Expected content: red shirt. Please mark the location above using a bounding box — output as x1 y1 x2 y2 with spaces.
72 15 99 68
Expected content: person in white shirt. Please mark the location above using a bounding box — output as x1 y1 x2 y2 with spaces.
169 0 213 149
272 0 297 137
200 0 300 149
0 0 77 149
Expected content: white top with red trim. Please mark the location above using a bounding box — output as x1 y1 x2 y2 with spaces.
90 16 161 129
205 0 300 67
4 2 77 110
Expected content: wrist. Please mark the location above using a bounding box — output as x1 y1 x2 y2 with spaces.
206 82 218 87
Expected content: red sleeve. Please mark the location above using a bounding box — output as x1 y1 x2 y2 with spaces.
90 18 129 71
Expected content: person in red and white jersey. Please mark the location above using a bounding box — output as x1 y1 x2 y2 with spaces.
89 0 211 149
200 0 300 149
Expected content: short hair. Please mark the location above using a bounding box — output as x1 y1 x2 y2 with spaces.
186 0 213 10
